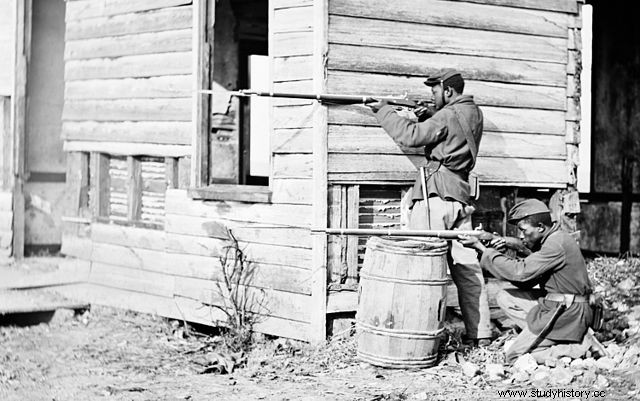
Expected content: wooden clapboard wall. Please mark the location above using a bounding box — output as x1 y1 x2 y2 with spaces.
271 0 315 204
326 0 581 188
60 0 318 341
62 0 193 154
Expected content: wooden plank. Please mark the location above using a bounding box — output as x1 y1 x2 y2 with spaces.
91 222 312 268
65 141 191 157
65 29 191 60
328 154 568 186
62 98 191 122
65 52 192 81
165 213 312 249
62 121 191 145
60 234 93 260
11 0 30 259
273 80 314 106
174 295 311 341
329 44 567 87
0 259 90 289
89 262 175 297
272 128 313 153
345 185 359 286
273 56 314 82
165 157 179 189
174 276 312 322
271 178 313 205
328 126 567 160
90 153 110 217
272 6 313 33
66 7 192 40
178 156 191 188
310 0 329 343
327 105 566 135
272 31 314 57
327 185 345 283
65 152 91 226
273 0 313 9
0 289 88 315
53 283 311 340
329 15 567 64
127 157 142 220
188 185 272 203
165 189 312 226
64 75 191 100
90 242 312 295
329 0 568 38
273 104 315 129
191 0 212 188
272 154 313 179
66 0 193 21
452 0 577 14
327 71 566 111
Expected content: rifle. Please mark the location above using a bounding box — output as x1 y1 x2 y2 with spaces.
312 227 497 241
200 89 434 111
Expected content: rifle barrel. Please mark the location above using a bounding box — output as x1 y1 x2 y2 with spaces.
199 89 419 107
313 228 487 239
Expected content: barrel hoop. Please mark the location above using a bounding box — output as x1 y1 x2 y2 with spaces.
358 349 438 367
366 237 449 256
357 321 445 339
367 243 448 256
359 271 450 286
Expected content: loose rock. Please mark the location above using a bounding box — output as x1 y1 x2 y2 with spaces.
461 362 480 378
512 354 537 374
485 363 504 381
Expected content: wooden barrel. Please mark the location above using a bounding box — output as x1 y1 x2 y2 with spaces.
356 236 449 368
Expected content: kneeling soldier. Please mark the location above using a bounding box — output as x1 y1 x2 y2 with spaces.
458 199 594 363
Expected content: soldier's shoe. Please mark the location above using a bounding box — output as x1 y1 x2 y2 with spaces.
462 336 492 348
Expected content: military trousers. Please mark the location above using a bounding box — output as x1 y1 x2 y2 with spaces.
496 288 590 364
403 194 492 339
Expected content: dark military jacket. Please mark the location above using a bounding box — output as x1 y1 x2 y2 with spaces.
480 224 593 342
375 95 483 205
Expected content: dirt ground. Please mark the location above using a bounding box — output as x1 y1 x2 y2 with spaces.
1 256 640 400
0 304 637 401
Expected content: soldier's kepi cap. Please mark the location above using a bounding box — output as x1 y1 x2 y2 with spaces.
423 68 464 87
507 199 551 224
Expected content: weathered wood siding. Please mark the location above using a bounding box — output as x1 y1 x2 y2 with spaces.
62 0 193 151
271 0 315 205
60 0 316 341
326 0 580 187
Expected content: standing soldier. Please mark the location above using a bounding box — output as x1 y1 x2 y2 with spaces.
368 69 492 346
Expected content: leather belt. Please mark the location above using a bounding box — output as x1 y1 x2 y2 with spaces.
545 293 589 307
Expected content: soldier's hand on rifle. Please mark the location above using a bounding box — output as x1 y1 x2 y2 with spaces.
488 235 507 252
457 234 487 253
367 99 389 113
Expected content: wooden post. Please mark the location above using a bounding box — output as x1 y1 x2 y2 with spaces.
165 157 179 189
310 0 328 344
90 152 110 218
191 0 213 188
127 156 142 221
345 185 360 287
11 0 32 259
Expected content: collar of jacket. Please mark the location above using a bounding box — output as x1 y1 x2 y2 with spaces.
444 95 475 108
